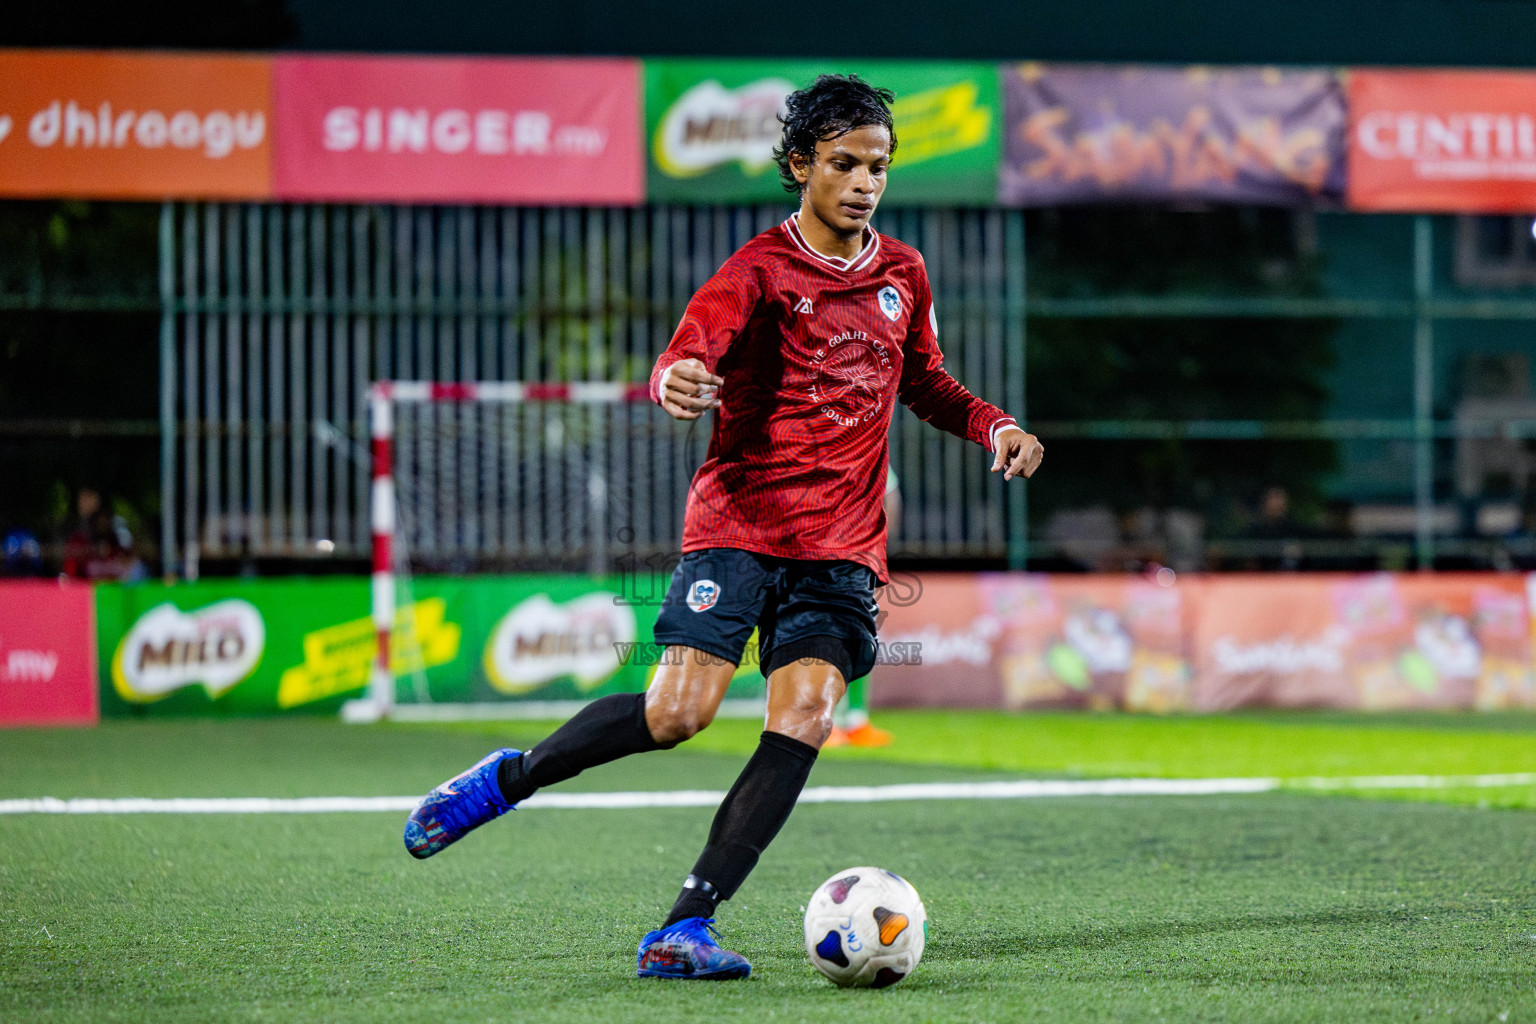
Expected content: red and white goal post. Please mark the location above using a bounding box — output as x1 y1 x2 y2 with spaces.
341 379 655 724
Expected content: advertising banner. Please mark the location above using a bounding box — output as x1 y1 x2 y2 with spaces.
0 581 98 726
80 571 1536 718
272 55 642 205
1000 63 1346 206
1190 573 1535 710
0 49 273 200
876 574 1193 711
1347 69 1536 213
93 575 761 717
646 60 1000 204
872 572 1535 712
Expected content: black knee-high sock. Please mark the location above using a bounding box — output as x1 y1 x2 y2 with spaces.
664 731 818 927
496 692 660 804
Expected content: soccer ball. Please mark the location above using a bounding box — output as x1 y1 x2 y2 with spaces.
803 866 927 988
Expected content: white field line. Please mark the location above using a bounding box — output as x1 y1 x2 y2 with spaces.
0 773 1531 815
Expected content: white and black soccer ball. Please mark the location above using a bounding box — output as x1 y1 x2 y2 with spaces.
803 866 927 988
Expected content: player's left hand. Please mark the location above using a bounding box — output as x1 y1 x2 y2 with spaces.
992 426 1043 481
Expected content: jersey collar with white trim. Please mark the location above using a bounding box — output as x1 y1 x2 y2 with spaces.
782 215 881 274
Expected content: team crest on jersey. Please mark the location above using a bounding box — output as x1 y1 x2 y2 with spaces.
686 579 721 613
877 286 902 322
807 330 893 428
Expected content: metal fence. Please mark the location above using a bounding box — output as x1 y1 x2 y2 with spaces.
159 202 1029 571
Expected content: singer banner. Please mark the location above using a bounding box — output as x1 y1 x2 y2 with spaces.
272 55 642 205
1000 63 1346 206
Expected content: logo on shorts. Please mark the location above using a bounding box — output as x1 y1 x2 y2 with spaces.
877 286 902 321
686 579 721 613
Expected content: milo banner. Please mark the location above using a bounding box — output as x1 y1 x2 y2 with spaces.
646 60 1000 204
1000 63 1346 206
95 576 765 717
875 573 1536 712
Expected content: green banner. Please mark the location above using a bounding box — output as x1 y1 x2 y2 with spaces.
96 576 765 717
646 60 999 205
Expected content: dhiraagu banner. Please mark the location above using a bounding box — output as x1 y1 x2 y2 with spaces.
95 575 763 717
645 60 999 205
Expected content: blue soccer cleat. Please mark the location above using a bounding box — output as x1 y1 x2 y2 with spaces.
636 917 752 980
403 748 520 859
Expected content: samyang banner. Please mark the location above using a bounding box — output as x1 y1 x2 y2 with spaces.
646 60 1000 204
272 55 642 205
0 49 273 201
1000 63 1346 206
1347 69 1536 213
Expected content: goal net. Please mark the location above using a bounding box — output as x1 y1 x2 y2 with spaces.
341 379 736 722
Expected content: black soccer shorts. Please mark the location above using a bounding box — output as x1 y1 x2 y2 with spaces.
651 547 880 682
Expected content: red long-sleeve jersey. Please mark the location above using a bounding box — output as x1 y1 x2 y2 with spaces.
650 215 1017 582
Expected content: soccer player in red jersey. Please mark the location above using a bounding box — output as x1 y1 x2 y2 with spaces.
403 74 1043 980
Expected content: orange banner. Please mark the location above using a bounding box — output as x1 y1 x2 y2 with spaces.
0 50 272 200
877 574 1194 711
1347 69 1536 213
1191 573 1534 710
874 572 1536 712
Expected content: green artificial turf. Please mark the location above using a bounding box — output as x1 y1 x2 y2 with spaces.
3 714 1535 1022
3 786 1533 1022
679 709 1536 778
434 709 1536 809
6 710 1535 803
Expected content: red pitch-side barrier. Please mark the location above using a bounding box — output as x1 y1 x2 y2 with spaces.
0 580 98 726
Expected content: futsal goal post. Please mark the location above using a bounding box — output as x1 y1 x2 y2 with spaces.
341 378 688 723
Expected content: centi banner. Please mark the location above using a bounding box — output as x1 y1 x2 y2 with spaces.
273 55 642 205
1347 69 1536 213
646 60 1000 205
875 573 1535 712
1000 63 1346 207
0 49 273 200
95 576 755 716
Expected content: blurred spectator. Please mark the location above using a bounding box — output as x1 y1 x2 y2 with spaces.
1043 505 1121 570
62 487 146 582
1244 486 1304 570
1 530 44 577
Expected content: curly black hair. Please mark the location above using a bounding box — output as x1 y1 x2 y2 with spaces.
773 74 897 195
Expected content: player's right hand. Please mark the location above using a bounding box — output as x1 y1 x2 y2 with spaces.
660 358 724 420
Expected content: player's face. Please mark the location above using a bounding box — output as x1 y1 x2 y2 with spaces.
793 124 891 239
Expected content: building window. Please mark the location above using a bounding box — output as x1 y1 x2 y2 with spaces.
1455 215 1536 289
